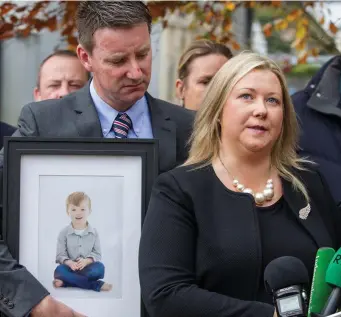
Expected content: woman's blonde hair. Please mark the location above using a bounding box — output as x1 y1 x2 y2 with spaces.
178 39 233 81
184 51 311 202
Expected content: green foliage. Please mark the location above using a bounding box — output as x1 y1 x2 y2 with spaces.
286 63 321 77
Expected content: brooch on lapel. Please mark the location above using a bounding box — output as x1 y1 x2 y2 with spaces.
299 203 311 220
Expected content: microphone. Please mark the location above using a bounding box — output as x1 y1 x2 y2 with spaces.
308 248 335 317
264 256 310 317
320 247 341 316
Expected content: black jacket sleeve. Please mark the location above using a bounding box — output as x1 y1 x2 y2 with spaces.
314 169 341 248
0 242 49 317
0 122 16 150
0 116 49 317
139 171 274 317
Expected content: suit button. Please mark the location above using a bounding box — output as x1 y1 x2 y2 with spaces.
7 301 14 309
3 297 9 304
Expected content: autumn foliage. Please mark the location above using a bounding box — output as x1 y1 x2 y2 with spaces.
0 2 79 47
0 1 339 64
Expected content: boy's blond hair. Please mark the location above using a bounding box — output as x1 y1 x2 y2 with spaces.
66 192 92 212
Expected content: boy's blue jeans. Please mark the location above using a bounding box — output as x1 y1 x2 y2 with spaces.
54 261 105 292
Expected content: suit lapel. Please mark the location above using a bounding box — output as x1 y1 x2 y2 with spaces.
282 177 332 247
72 82 103 138
146 93 176 173
70 87 177 171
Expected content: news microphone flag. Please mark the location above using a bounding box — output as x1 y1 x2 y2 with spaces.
308 248 335 317
321 247 341 315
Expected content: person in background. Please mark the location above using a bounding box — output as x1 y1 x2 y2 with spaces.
0 50 88 153
291 55 341 207
175 39 233 111
33 50 90 101
139 52 340 317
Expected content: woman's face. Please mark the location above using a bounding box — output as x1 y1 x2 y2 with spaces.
220 69 284 155
176 53 228 111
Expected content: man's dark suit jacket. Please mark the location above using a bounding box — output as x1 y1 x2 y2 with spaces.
0 83 194 173
0 82 194 317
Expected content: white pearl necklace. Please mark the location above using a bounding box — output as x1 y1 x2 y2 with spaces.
232 178 274 206
219 156 275 206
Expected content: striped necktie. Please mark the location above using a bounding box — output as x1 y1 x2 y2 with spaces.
112 113 132 138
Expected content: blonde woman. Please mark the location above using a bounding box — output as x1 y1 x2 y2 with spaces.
176 39 233 111
139 52 340 317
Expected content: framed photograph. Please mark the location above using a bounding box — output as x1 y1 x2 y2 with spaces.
2 138 158 317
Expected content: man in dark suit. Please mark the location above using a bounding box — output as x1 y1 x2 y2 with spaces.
291 55 341 206
33 49 89 102
0 2 194 317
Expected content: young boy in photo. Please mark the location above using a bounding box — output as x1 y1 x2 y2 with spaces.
53 191 112 292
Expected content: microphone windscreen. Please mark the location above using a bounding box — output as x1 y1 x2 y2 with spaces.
308 247 335 317
264 256 310 293
325 247 341 288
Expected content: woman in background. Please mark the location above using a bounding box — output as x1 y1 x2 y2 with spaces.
139 52 340 317
175 39 233 111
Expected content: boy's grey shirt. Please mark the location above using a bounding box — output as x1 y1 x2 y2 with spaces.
56 223 101 264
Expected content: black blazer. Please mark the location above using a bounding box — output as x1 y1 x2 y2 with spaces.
0 83 194 317
139 164 340 317
0 121 15 206
0 122 16 150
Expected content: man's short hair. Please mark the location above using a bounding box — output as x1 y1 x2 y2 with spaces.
36 50 90 88
76 1 152 53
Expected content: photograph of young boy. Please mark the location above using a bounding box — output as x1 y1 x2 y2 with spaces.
53 191 112 292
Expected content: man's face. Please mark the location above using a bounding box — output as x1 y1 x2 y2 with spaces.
34 55 89 101
77 23 152 111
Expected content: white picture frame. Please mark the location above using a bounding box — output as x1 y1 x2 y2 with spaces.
2 138 158 317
